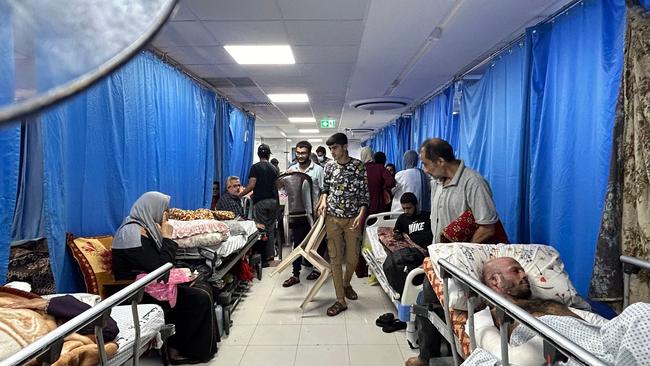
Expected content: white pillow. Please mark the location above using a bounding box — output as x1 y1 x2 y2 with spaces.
427 243 587 311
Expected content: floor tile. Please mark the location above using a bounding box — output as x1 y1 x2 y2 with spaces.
348 345 405 366
230 305 264 325
238 346 297 366
249 324 301 345
294 345 350 366
203 345 246 366
258 307 303 325
346 324 399 345
219 324 255 346
299 324 348 345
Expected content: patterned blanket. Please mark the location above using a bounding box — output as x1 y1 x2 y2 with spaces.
462 302 650 366
0 290 118 366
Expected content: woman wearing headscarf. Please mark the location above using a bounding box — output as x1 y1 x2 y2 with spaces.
112 192 217 364
360 147 396 215
391 150 431 212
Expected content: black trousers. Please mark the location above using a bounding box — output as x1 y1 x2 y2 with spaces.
290 217 327 276
417 278 450 361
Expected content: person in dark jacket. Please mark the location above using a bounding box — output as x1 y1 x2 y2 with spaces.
112 192 217 364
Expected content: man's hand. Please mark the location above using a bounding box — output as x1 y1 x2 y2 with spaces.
351 213 364 231
317 202 326 217
392 230 403 240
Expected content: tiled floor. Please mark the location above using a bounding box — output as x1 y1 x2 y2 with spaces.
141 253 419 366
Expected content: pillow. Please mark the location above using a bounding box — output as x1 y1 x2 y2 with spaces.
168 219 230 239
223 220 247 236
175 232 226 248
438 210 509 244
427 243 585 311
67 236 113 295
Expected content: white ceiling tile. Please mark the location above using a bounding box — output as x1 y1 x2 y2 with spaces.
158 46 233 65
153 21 218 47
285 20 364 46
293 46 359 64
203 21 288 44
185 0 283 21
277 0 368 20
276 103 313 115
170 2 198 21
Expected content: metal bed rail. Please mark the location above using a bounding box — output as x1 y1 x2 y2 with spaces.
621 255 650 308
438 258 607 366
2 262 174 366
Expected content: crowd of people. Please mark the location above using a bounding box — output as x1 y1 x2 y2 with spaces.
105 133 535 364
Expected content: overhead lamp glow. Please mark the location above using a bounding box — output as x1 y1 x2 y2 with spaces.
224 45 295 65
268 93 309 103
289 117 316 123
308 138 323 142
299 129 319 134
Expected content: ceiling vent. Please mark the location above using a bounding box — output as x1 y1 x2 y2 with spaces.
205 77 257 88
349 97 412 112
241 101 275 108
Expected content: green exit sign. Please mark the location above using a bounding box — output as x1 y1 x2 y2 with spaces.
320 119 336 128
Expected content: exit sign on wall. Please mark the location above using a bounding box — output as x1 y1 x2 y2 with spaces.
320 119 336 128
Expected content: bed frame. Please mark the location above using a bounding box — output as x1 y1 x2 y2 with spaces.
421 254 650 366
362 212 424 349
5 263 174 366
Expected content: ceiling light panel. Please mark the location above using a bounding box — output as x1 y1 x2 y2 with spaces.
224 45 295 65
289 117 316 123
299 129 319 134
268 93 309 103
308 138 323 142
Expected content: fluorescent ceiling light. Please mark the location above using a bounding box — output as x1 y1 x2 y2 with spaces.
289 117 316 123
287 139 292 142
224 45 295 65
280 131 287 137
268 93 309 103
308 138 323 142
299 129 319 134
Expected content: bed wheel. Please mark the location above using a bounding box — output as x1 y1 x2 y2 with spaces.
224 307 231 335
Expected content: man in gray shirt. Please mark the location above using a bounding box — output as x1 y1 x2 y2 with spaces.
419 138 499 243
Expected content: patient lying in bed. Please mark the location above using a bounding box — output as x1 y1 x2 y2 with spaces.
465 257 650 366
0 288 119 366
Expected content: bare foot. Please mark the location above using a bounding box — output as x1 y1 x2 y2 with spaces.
405 356 425 366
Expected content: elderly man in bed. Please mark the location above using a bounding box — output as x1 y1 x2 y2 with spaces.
469 257 650 365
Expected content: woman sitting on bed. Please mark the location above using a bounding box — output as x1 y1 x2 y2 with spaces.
112 191 217 365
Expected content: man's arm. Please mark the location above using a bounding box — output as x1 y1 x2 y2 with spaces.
239 177 257 197
471 224 496 243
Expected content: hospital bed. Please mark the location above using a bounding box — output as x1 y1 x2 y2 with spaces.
361 212 424 349
419 243 650 366
4 263 174 366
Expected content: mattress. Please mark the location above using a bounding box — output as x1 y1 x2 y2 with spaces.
108 304 166 365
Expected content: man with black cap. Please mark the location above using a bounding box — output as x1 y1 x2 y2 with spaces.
240 143 280 266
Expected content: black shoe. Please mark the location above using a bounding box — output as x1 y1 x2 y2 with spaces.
375 312 395 327
382 319 407 333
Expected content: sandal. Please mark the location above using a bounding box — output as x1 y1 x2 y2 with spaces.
326 301 347 317
382 319 407 333
375 312 395 327
282 276 300 288
306 270 321 280
344 286 358 300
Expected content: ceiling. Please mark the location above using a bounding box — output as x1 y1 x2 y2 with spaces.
152 0 572 140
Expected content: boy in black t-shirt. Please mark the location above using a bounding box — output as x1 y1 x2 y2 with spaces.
393 192 432 249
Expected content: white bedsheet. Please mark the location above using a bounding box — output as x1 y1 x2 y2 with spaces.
109 304 165 365
365 226 388 265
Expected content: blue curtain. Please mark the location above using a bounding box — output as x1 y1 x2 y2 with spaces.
228 108 256 185
412 86 459 153
366 116 411 170
12 52 217 291
641 0 650 10
525 0 625 295
0 2 20 283
459 44 529 242
215 101 255 187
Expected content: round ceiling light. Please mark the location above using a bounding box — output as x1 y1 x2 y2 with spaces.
349 97 412 112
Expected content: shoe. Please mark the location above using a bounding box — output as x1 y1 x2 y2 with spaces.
282 276 300 287
375 312 395 327
382 319 407 333
306 270 321 280
326 301 348 316
344 286 358 300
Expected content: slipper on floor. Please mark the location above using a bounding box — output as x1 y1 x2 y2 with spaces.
375 312 395 327
382 319 407 333
306 270 321 280
282 276 300 287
